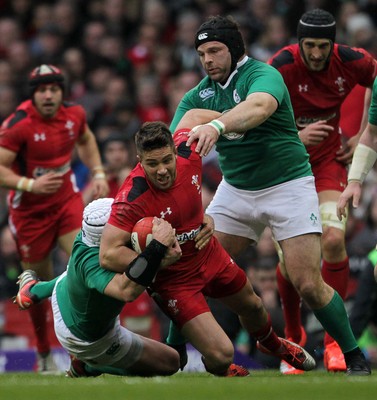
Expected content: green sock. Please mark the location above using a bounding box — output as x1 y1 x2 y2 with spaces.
30 277 59 300
313 291 358 353
166 321 187 346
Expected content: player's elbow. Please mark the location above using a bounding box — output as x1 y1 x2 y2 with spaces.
121 284 145 303
99 250 112 270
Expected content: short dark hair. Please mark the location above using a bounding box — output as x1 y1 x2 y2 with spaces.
135 121 175 155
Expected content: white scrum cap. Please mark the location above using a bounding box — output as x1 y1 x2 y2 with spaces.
81 198 114 247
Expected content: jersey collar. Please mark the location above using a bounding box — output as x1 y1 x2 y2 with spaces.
217 55 248 89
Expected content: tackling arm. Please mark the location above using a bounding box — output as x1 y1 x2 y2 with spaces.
100 218 179 283
104 272 147 303
186 92 278 157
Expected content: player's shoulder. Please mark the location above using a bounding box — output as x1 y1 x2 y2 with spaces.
2 100 33 129
3 109 28 129
173 129 195 160
61 101 86 116
268 44 298 69
119 166 150 203
334 43 374 63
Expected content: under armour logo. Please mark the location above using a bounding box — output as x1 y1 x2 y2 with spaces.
298 84 308 92
160 207 172 218
34 133 46 141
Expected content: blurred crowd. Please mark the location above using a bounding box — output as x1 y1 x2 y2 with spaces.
1 0 377 369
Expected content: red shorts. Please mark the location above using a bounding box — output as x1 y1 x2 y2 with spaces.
311 155 347 193
9 193 84 263
150 238 247 328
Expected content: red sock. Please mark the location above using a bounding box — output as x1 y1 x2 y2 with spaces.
28 300 50 354
250 315 281 352
276 263 302 342
321 257 350 346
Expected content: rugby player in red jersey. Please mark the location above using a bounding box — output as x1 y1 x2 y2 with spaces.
268 9 377 374
99 113 316 377
0 64 108 372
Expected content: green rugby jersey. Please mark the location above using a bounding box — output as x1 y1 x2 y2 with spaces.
170 57 312 190
56 232 124 341
369 78 377 126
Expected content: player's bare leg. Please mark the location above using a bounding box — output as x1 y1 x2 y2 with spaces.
280 233 370 375
318 190 349 372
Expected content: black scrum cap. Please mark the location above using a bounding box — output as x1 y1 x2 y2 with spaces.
195 15 245 72
29 64 65 95
297 9 336 43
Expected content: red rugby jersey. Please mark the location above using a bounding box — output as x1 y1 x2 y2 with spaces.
0 100 86 211
268 43 377 165
108 129 206 263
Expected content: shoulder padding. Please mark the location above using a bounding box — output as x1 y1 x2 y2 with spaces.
7 110 28 128
337 45 365 63
177 141 192 159
127 176 149 202
270 50 294 69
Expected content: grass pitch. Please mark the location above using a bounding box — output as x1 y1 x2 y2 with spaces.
1 370 377 400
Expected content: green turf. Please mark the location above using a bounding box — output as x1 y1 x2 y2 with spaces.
1 370 377 400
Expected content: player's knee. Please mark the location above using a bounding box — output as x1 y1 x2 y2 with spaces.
321 227 345 255
163 351 181 375
320 202 346 253
202 344 234 372
240 293 264 317
297 275 331 307
293 276 319 302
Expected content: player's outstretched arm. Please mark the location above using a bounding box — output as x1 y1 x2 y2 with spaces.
337 122 377 220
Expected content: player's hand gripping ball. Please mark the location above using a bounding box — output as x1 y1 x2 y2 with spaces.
131 217 154 253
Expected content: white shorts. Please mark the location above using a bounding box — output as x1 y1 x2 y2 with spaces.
206 176 322 242
51 284 143 369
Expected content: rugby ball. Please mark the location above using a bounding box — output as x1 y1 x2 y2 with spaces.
131 217 154 253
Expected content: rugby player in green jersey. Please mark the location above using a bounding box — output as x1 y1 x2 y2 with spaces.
14 197 180 378
169 15 370 376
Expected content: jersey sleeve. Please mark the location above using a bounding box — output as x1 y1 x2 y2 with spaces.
351 48 377 88
0 122 24 153
369 79 377 126
246 64 286 105
76 105 88 138
84 259 116 294
107 199 146 232
170 90 199 132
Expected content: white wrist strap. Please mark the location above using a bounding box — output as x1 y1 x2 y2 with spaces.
205 119 225 137
348 143 377 183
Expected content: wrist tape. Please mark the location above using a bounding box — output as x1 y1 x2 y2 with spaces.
348 143 377 183
205 119 225 137
125 239 168 286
